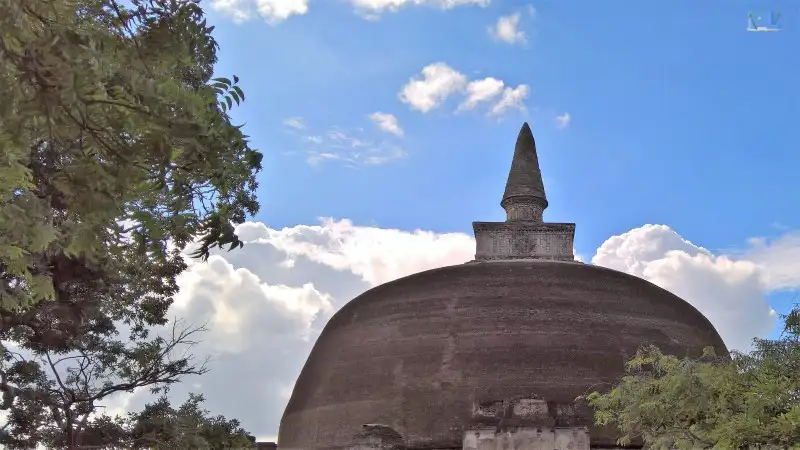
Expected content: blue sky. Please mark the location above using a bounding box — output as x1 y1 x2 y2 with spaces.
103 0 800 439
206 0 798 329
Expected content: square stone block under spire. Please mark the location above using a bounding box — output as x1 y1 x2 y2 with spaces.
472 221 576 261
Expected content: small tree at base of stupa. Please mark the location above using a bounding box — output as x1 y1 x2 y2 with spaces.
586 307 800 449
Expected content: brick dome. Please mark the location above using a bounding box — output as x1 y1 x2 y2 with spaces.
278 260 726 449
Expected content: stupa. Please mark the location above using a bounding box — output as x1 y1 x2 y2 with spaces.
277 123 727 450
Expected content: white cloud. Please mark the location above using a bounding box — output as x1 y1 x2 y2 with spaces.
400 64 529 117
591 224 800 351
209 0 253 23
368 112 405 137
282 117 306 130
555 112 571 129
398 63 468 113
489 84 530 116
349 0 489 17
256 0 309 23
253 219 474 285
458 77 505 111
210 0 309 24
176 256 334 352
489 12 526 44
742 232 800 291
211 0 489 23
109 219 799 441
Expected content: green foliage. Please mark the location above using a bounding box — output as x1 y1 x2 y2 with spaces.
35 393 253 449
586 307 800 449
0 0 262 447
124 393 254 449
0 0 262 310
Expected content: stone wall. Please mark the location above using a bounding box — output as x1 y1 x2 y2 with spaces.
500 197 545 222
462 396 598 450
472 222 575 261
463 427 590 450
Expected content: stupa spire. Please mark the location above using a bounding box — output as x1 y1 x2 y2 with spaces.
471 122 576 261
501 122 548 222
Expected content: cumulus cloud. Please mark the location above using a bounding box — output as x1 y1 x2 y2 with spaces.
210 0 309 24
400 63 529 116
591 224 800 351
210 0 492 24
458 77 505 111
255 0 309 23
742 232 800 291
489 12 526 44
349 0 489 17
488 84 530 116
368 112 405 137
104 219 799 441
209 0 253 23
555 112 571 129
398 63 468 113
251 219 474 285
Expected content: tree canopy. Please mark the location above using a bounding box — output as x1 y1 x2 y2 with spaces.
0 0 262 447
587 307 800 449
1 0 261 310
64 393 254 449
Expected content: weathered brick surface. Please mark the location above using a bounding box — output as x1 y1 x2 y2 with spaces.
278 260 726 449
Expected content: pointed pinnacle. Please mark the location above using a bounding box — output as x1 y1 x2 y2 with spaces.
501 122 548 208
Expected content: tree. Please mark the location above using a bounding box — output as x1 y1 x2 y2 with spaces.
586 307 800 449
18 392 255 449
123 393 253 449
0 0 260 310
69 393 254 449
0 0 262 447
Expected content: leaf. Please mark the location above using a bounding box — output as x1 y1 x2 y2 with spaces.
29 275 55 302
231 85 244 102
212 77 231 87
0 245 26 260
30 225 58 253
170 148 184 162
